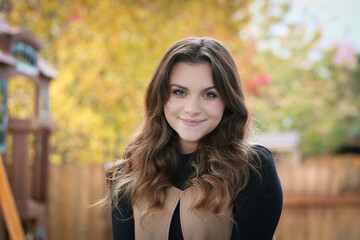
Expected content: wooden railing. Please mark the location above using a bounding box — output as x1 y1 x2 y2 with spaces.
284 193 360 207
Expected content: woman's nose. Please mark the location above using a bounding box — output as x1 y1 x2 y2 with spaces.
184 97 202 114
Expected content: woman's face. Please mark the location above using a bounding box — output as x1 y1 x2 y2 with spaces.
164 62 225 154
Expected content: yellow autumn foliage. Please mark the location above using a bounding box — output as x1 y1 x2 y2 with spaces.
6 0 280 163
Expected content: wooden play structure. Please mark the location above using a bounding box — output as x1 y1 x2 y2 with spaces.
0 17 57 239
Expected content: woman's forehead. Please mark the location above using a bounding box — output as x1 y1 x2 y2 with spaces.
169 62 214 86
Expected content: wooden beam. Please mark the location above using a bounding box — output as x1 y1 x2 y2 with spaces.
0 155 26 240
8 117 55 132
283 193 360 208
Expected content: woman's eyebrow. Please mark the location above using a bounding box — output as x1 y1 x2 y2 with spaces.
204 86 216 91
170 84 187 90
170 84 216 91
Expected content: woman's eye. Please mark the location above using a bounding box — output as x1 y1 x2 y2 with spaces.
172 90 186 96
203 92 217 98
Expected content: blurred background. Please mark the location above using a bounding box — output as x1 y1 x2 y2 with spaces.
0 0 359 239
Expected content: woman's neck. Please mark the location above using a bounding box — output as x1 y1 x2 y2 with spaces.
178 140 197 154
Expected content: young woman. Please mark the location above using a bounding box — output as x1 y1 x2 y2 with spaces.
104 37 283 240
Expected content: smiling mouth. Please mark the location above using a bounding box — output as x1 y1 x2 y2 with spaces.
180 118 205 127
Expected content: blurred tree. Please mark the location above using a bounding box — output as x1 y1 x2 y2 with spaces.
247 14 360 154
4 0 278 163
4 0 358 161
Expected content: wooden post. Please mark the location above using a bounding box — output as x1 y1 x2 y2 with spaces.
11 132 31 205
0 155 26 240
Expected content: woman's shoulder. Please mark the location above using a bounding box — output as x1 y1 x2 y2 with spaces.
251 144 273 158
249 144 275 168
233 147 283 238
248 144 279 187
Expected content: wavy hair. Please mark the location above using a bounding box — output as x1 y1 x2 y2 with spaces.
103 37 260 220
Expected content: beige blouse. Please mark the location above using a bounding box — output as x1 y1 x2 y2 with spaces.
133 186 233 240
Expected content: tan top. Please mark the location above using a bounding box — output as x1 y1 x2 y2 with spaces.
133 186 233 240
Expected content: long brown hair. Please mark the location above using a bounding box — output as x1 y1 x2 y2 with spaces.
104 37 260 219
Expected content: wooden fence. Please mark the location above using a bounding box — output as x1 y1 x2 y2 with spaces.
48 164 111 240
47 154 360 240
275 154 360 240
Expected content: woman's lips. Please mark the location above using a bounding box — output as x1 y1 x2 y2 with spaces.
180 118 205 127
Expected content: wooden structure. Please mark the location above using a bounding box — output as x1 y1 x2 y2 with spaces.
0 16 57 239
